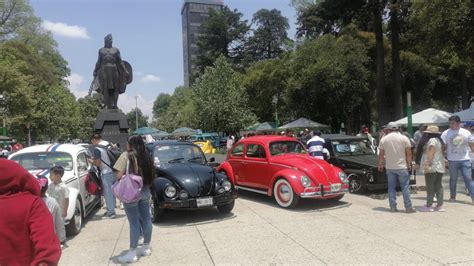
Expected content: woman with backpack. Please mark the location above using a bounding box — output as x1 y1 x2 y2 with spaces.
415 125 446 212
113 135 155 263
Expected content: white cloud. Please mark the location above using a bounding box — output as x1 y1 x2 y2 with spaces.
118 94 154 122
42 20 90 39
65 73 88 99
140 74 161 83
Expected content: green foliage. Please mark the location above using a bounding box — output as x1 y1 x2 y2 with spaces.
196 6 249 73
77 94 102 141
152 93 172 124
193 56 257 133
152 87 197 132
0 0 34 38
127 108 149 130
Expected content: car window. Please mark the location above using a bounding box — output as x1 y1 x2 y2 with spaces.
246 144 266 159
153 144 206 165
11 152 74 171
269 141 307 156
231 144 244 157
77 153 88 174
332 140 374 156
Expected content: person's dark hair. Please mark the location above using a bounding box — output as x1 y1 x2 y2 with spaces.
50 166 65 177
313 131 322 136
448 115 461 123
91 134 102 141
414 133 444 164
37 175 48 196
127 135 155 185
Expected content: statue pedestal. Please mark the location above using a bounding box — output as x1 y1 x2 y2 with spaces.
94 109 129 149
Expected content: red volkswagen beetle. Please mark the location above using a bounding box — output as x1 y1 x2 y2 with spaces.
217 136 349 208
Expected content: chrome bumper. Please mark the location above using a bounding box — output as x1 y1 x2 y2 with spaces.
300 185 349 198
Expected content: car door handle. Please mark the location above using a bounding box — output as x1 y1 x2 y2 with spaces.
241 161 248 165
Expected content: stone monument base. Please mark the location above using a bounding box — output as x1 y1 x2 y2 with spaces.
94 109 129 149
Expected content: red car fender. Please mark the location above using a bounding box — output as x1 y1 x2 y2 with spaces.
267 168 305 197
216 162 235 184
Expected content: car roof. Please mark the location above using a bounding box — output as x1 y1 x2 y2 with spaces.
10 143 86 157
147 140 195 147
321 134 367 141
239 135 300 145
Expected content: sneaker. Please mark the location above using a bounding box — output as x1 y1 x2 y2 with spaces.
138 236 144 245
138 246 152 257
118 250 138 263
434 206 445 212
405 208 416 214
390 207 398 213
448 198 456 202
104 214 116 219
419 206 434 212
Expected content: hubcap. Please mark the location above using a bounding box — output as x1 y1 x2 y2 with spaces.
351 179 361 191
74 207 82 231
277 183 291 202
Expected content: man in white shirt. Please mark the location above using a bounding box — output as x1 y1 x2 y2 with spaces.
378 122 416 213
307 131 330 160
441 115 474 203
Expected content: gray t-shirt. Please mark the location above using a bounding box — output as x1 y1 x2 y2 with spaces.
441 128 472 161
379 132 412 170
93 147 113 175
47 182 69 215
43 196 66 242
424 138 445 174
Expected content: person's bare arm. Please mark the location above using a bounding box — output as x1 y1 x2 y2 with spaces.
62 198 69 218
378 149 385 172
406 147 413 170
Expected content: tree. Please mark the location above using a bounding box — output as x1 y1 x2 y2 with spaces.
127 108 149 130
153 86 197 132
245 9 291 61
389 0 404 120
196 6 249 73
193 56 257 133
77 94 102 141
152 93 171 124
0 0 34 39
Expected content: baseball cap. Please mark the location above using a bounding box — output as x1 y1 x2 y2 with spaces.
386 122 399 130
448 115 461 123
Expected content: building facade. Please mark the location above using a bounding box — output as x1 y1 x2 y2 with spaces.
182 0 224 87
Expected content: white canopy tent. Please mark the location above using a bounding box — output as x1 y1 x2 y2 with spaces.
393 108 453 126
453 107 474 122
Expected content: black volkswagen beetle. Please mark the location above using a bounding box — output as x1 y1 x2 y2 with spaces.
322 134 416 193
147 141 237 223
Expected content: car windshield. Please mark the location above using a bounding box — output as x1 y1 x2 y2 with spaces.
332 139 375 156
153 144 206 165
11 152 74 171
269 141 307 156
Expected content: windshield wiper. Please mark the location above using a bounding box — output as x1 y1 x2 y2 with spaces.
168 158 184 163
188 157 204 162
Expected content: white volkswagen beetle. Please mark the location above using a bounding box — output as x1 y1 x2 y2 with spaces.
9 144 101 236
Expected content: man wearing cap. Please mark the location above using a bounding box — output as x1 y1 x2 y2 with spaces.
441 115 474 203
378 122 416 213
414 124 427 148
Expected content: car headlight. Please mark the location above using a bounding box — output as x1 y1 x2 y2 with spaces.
338 172 349 183
222 181 232 192
179 190 189 200
165 186 177 198
301 175 311 187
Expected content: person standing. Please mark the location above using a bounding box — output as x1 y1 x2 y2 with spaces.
0 159 61 265
378 122 416 213
12 139 24 153
441 115 474 203
90 134 117 218
226 135 234 150
414 124 427 148
114 135 155 263
307 131 329 160
414 125 446 212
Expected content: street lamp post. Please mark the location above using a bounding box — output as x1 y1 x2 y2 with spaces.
407 91 413 137
135 96 139 130
272 95 279 127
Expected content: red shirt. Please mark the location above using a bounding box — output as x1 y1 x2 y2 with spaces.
0 159 61 265
12 143 24 152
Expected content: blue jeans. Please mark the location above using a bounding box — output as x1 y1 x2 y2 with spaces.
123 186 152 249
101 172 116 216
448 160 474 200
386 169 412 209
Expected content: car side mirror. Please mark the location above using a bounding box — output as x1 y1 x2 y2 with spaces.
209 157 215 163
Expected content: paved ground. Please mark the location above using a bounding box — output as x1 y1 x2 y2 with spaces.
60 174 474 265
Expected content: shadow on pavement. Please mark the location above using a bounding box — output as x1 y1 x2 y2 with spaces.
237 190 351 212
153 208 236 228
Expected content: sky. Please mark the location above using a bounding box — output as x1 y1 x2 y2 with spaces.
30 0 298 119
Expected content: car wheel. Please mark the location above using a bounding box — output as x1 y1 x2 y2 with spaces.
217 200 235 213
66 199 82 236
348 174 367 194
273 179 299 208
151 198 164 223
327 194 344 201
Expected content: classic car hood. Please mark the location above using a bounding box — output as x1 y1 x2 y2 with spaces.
159 163 214 197
337 155 378 168
271 154 340 185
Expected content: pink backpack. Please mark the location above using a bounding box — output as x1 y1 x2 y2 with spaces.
112 159 143 203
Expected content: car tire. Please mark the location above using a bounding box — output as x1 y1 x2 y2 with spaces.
217 200 235 213
327 194 344 201
348 174 367 194
151 198 165 223
273 179 299 208
66 198 82 236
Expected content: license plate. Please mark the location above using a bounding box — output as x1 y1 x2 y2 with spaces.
196 197 213 207
330 184 341 192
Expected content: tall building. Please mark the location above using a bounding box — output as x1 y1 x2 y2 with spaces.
182 0 224 87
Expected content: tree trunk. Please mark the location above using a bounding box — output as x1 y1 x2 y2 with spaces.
390 0 404 120
372 0 388 126
460 67 470 109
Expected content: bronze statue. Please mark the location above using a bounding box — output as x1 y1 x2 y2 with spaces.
89 34 132 109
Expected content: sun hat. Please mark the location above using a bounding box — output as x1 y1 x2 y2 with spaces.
386 122 399 130
423 125 441 134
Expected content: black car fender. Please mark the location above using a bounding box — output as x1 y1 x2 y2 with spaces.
152 176 177 201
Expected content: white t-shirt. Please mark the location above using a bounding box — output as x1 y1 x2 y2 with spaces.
441 128 472 161
47 182 69 215
43 196 66 242
378 132 412 170
424 138 445 174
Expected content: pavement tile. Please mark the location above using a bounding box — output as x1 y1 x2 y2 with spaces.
60 240 116 265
